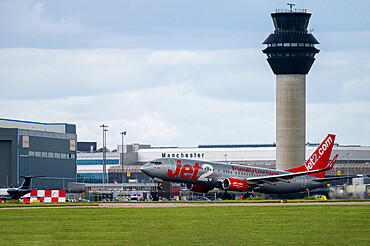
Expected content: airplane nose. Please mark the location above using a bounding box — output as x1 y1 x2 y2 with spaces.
140 163 150 175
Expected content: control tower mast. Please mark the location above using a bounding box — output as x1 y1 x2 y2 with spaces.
262 4 319 170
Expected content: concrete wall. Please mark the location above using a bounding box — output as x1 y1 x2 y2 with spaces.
276 74 306 170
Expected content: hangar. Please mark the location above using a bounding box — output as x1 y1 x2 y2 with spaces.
0 118 77 189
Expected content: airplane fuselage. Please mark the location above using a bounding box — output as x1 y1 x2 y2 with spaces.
141 158 326 194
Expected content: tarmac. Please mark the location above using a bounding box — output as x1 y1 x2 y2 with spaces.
1 201 369 209
99 201 370 208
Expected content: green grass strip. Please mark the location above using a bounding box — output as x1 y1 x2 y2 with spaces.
0 202 98 208
0 205 369 245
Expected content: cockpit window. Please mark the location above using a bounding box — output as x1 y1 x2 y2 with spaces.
150 161 162 165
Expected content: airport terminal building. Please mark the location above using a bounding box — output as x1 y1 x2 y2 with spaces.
2 117 367 192
77 142 370 186
0 118 77 189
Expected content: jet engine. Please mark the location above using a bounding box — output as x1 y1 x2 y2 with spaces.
221 178 249 192
185 183 213 193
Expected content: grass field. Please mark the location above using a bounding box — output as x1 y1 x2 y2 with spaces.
0 205 369 245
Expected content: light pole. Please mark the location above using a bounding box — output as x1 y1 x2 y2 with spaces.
100 124 108 184
120 131 126 183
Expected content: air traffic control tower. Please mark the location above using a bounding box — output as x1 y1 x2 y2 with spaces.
262 4 319 170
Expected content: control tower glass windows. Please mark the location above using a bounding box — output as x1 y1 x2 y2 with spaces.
264 51 316 58
272 13 311 31
263 10 319 75
266 43 314 48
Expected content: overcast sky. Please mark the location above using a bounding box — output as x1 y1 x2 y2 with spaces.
0 0 369 149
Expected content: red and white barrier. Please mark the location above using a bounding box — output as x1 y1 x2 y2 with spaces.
21 190 66 203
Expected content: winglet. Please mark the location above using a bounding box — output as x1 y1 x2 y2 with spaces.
325 154 338 171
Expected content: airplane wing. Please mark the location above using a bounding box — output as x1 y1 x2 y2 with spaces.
246 167 329 185
246 154 338 185
314 176 356 182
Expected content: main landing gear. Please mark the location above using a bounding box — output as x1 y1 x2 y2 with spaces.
221 191 254 200
243 192 254 199
157 182 164 190
222 192 232 200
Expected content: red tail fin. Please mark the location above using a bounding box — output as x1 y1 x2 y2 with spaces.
285 134 336 178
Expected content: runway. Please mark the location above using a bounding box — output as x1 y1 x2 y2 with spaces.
98 201 370 208
1 201 369 209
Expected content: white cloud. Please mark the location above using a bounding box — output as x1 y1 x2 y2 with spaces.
0 83 276 148
147 50 213 67
0 48 272 101
0 0 81 36
341 78 370 102
307 102 370 145
2 83 369 148
308 49 370 103
0 47 369 147
0 1 369 150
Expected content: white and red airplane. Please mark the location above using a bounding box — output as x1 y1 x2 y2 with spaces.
141 134 352 199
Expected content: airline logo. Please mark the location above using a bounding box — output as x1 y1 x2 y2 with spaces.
167 160 201 180
232 181 245 189
305 136 333 171
226 178 249 191
167 160 214 181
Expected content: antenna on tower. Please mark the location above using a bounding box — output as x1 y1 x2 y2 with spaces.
287 3 295 12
